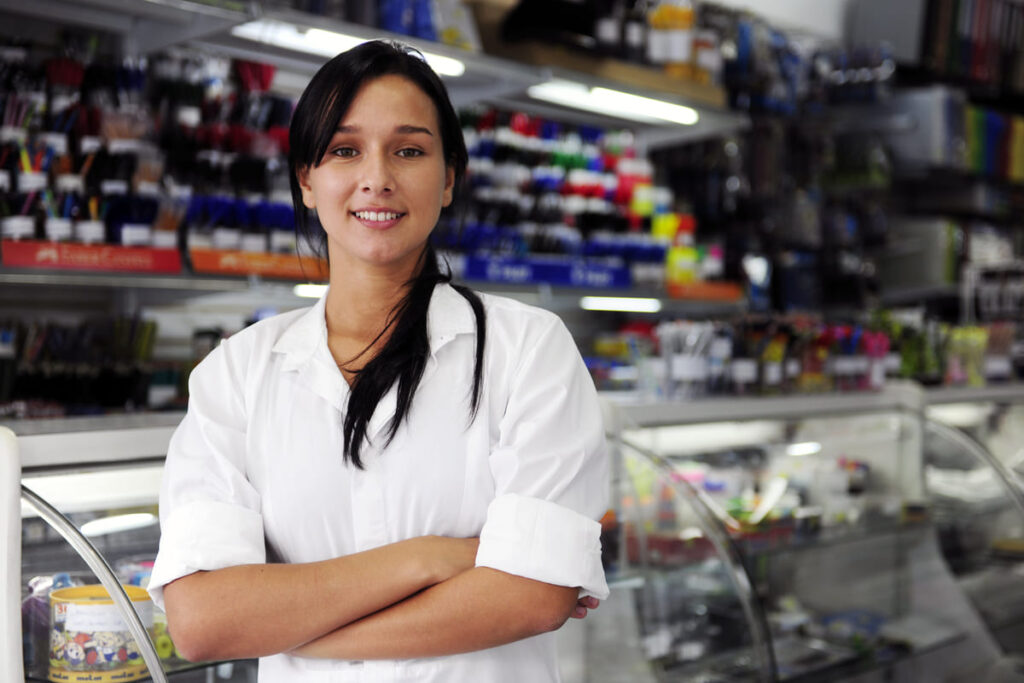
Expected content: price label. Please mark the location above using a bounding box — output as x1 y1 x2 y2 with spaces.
710 337 731 360
80 136 102 154
0 126 26 144
66 600 153 632
731 358 758 384
152 230 177 249
985 356 1013 379
44 218 72 241
55 174 83 194
884 353 902 374
40 132 68 155
101 179 129 196
19 171 47 193
137 180 161 197
270 231 296 253
832 356 868 376
120 223 152 246
108 138 141 154
671 355 709 381
241 233 267 253
212 227 242 250
1 215 35 239
75 220 105 244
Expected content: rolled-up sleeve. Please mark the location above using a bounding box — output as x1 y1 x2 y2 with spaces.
148 343 265 610
475 317 610 600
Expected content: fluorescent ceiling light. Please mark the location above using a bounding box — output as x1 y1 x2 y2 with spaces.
528 80 699 126
231 20 465 77
81 513 157 537
580 296 662 313
293 283 328 298
786 441 822 457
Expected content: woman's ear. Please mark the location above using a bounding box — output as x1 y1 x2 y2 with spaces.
441 166 455 208
297 167 316 209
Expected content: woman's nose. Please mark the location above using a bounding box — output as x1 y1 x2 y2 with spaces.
361 152 394 194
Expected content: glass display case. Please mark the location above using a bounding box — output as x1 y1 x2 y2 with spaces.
4 384 1024 683
0 414 258 683
597 382 1024 682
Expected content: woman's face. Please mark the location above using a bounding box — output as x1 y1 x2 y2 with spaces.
298 74 454 277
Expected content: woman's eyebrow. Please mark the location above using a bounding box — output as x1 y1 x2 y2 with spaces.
333 124 433 136
395 125 434 136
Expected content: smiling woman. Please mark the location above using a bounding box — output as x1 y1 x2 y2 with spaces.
147 41 610 683
296 74 455 279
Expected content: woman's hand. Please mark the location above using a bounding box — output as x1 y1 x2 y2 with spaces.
419 535 479 584
570 596 600 619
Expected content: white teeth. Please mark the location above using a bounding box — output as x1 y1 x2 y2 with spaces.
354 211 400 221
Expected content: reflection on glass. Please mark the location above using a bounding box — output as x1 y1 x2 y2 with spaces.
925 404 1024 660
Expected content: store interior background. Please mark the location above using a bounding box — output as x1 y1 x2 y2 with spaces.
3 0 1024 682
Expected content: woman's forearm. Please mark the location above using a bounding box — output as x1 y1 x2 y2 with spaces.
162 536 477 662
291 567 580 660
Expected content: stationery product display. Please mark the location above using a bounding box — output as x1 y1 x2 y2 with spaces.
587 313 1022 397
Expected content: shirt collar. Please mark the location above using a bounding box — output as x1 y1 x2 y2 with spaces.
272 282 477 372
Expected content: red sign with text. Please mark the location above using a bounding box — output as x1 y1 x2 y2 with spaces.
1 240 182 273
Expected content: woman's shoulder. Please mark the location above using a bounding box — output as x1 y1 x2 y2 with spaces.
196 305 315 379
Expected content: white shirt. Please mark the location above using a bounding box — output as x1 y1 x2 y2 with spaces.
148 283 610 683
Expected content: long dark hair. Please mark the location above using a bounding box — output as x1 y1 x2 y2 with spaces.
288 41 485 468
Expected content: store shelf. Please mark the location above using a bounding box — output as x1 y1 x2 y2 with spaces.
925 384 1024 406
879 283 960 307
470 280 746 317
0 262 748 318
607 381 926 429
3 412 182 472
735 520 932 560
0 0 252 54
201 8 747 148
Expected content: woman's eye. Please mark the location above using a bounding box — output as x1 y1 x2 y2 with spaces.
331 147 357 158
397 148 424 158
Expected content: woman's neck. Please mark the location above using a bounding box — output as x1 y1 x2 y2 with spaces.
322 254 427 376
325 272 409 340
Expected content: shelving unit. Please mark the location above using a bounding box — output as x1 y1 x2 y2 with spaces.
0 0 748 148
0 0 753 319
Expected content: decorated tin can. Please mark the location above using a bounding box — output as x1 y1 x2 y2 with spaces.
48 585 153 682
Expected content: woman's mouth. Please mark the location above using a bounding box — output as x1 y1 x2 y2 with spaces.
351 210 406 229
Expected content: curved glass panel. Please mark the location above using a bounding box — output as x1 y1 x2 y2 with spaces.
602 405 1005 682
575 435 775 682
924 407 1024 660
19 465 258 682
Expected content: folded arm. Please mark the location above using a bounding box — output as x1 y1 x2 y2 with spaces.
162 535 477 662
291 567 580 660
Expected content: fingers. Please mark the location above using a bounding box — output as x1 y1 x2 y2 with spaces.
570 597 600 619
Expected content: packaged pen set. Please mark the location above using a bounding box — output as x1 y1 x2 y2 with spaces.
0 314 158 414
0 43 297 256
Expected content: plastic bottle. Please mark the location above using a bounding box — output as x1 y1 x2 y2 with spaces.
662 0 695 79
622 0 649 64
